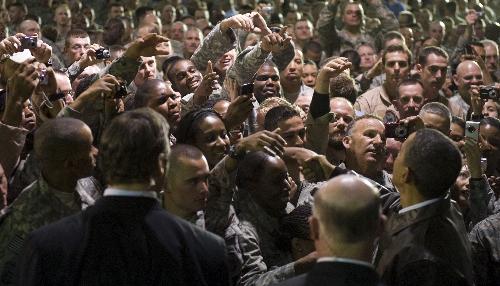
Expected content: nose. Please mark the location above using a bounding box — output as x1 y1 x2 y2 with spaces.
215 136 227 147
373 133 383 144
393 62 400 72
435 69 443 79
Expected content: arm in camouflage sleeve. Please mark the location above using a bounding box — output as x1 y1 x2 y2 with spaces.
369 1 399 33
102 56 140 84
205 156 237 236
226 43 270 85
468 176 495 228
271 41 295 72
316 2 341 57
191 23 237 72
237 223 295 286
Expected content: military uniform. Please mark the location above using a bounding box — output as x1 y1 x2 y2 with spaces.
0 177 83 285
469 212 500 286
234 189 295 286
191 23 237 73
316 2 398 56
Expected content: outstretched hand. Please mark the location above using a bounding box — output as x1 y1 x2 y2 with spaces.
124 33 170 60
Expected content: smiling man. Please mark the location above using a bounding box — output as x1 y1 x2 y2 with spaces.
253 60 281 104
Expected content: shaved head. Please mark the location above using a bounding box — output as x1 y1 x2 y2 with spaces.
314 175 380 244
168 144 205 171
34 118 92 164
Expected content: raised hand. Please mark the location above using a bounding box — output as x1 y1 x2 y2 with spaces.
124 33 170 60
235 129 287 157
462 137 482 178
251 12 272 36
0 34 23 55
30 40 52 64
224 94 255 130
7 58 39 102
315 57 352 94
261 27 292 53
193 60 219 103
220 14 255 33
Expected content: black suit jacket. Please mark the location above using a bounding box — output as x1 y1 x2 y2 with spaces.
16 196 230 286
273 261 383 286
376 197 473 286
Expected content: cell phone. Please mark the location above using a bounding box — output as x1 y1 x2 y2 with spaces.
240 83 254 96
465 121 480 141
385 122 409 139
20 36 37 49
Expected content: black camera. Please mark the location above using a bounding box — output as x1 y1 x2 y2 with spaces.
480 86 497 100
115 83 127 99
95 48 111 60
385 122 409 139
240 83 254 96
20 36 37 49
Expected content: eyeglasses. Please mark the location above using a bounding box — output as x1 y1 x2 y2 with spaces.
255 75 280 82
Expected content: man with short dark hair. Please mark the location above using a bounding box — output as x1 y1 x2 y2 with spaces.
275 175 383 286
416 46 450 105
387 78 425 120
17 109 230 286
253 60 282 104
0 118 97 284
280 49 314 104
264 105 305 148
376 128 473 286
354 45 412 118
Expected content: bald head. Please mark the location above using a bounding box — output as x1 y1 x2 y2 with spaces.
168 144 205 171
17 19 41 36
34 118 92 165
314 175 380 244
454 60 483 98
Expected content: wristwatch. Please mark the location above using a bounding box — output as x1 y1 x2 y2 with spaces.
228 145 246 160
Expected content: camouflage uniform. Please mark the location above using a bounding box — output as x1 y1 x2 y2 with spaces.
316 2 398 56
0 177 84 285
234 188 295 286
468 212 500 286
191 23 237 73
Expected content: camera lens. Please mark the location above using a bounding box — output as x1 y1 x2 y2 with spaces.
468 126 476 133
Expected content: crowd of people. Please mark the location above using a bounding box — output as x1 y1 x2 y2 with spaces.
0 0 499 285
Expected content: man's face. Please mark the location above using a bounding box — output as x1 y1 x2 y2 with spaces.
162 5 176 24
484 44 499 74
168 156 210 215
214 49 236 74
183 29 201 56
343 3 363 27
8 6 25 23
419 53 448 98
452 164 470 212
329 99 354 148
449 122 465 148
170 23 186 41
429 22 445 44
65 36 91 63
103 19 125 45
343 118 386 169
358 45 377 71
397 83 424 118
194 9 208 20
277 116 306 147
109 5 125 19
147 82 182 126
76 125 97 179
19 20 40 37
454 62 483 99
171 59 202 96
54 6 71 26
384 51 410 88
420 112 449 135
134 57 156 87
294 20 312 41
254 157 291 218
399 27 414 49
55 73 74 104
301 64 317 88
384 138 402 174
253 65 280 103
281 50 303 85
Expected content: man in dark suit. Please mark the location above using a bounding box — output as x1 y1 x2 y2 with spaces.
274 174 385 286
376 128 473 286
16 108 230 286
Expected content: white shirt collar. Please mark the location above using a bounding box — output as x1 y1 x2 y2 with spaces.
317 257 374 269
399 197 441 214
103 187 158 200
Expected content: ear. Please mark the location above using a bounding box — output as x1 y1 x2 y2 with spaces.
376 213 387 238
401 165 412 184
452 74 459 87
309 216 320 241
416 63 423 73
342 135 351 150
